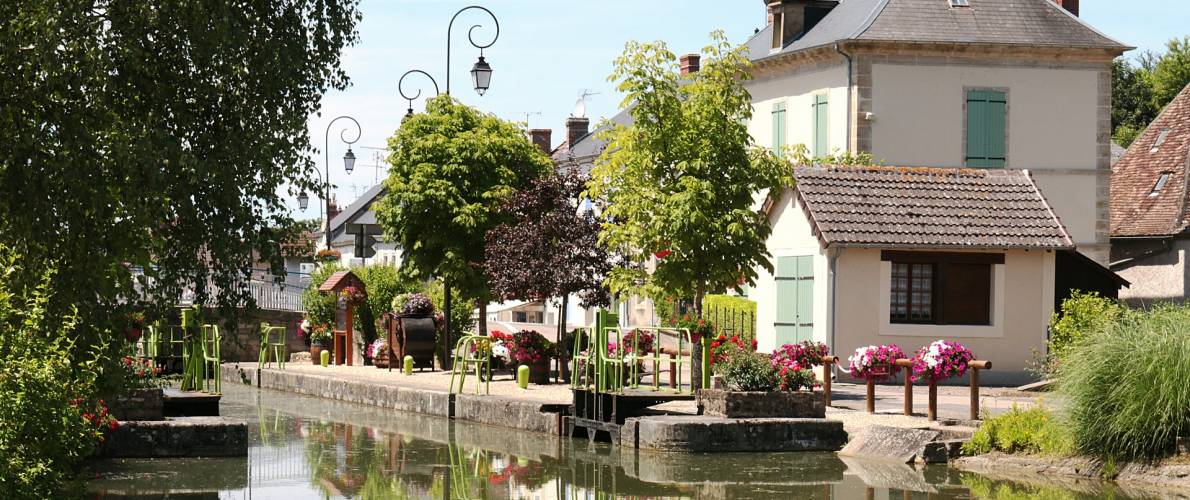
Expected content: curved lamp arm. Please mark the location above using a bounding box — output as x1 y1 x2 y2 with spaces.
398 70 441 117
446 5 499 95
322 115 362 247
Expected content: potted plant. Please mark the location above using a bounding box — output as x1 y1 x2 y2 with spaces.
393 292 434 317
315 248 341 264
368 338 390 369
392 293 437 370
912 340 975 382
126 311 146 343
699 343 825 418
509 330 553 384
308 323 333 365
847 344 907 382
109 356 166 421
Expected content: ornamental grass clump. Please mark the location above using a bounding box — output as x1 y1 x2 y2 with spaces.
1058 303 1190 460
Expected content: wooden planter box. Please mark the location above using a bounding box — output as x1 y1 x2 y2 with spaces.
109 388 164 421
699 389 825 418
529 361 550 385
374 351 391 369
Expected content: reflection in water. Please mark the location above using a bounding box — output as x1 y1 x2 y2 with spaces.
87 385 1144 499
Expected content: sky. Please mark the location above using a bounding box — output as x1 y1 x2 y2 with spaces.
294 0 1188 221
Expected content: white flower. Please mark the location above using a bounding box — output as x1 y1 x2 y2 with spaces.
491 343 511 362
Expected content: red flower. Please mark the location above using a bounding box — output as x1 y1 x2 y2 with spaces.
654 249 673 259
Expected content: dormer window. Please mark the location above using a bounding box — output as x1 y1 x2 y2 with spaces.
950 0 971 7
1150 172 1172 197
1151 129 1171 152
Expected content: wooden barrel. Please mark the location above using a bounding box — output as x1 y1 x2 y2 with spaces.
399 316 437 371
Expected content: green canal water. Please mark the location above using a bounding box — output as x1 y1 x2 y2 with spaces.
86 384 1142 499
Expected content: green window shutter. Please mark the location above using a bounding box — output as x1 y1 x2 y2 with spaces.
966 90 1006 168
772 102 787 154
813 94 829 158
775 256 814 345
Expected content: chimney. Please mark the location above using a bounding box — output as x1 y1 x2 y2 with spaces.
528 129 552 154
565 117 589 149
680 54 701 76
1054 0 1079 16
766 1 839 50
327 196 342 224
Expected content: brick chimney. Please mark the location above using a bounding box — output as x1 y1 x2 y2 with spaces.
327 196 342 223
565 117 589 149
528 129 552 154
680 54 701 76
1053 0 1079 16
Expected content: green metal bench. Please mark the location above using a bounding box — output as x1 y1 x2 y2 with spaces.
258 322 288 370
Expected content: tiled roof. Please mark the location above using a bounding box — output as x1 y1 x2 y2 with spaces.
1111 84 1190 237
790 165 1074 249
745 0 1128 62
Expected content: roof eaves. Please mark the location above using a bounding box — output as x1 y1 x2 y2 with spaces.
1022 169 1076 248
1042 0 1134 51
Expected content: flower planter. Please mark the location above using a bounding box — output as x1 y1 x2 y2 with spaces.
373 351 391 369
310 342 324 365
529 361 550 385
699 389 824 418
109 388 164 421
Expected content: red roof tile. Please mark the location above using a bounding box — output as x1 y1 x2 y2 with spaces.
790 165 1074 249
1111 83 1190 237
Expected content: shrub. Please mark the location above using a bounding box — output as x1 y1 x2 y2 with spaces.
717 346 779 392
963 406 1073 456
771 341 830 372
1048 291 1124 364
702 294 757 340
301 263 345 328
620 329 654 355
709 333 755 366
508 330 553 365
1058 303 1190 460
0 254 105 499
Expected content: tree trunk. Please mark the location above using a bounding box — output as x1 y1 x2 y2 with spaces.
478 301 488 336
557 294 569 383
691 289 705 391
443 285 452 370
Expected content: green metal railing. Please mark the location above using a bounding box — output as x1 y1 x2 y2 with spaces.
135 307 223 394
570 311 700 395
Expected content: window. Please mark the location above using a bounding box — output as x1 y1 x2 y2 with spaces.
884 251 1000 326
1150 172 1172 196
812 94 829 157
966 90 1007 168
949 0 970 6
772 102 787 154
512 311 543 324
1151 129 1171 152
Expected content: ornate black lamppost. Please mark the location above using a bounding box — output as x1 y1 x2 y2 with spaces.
396 6 500 367
319 116 361 248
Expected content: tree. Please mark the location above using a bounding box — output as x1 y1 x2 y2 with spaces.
587 31 787 388
484 171 613 344
1112 37 1190 147
1151 37 1190 107
0 2 361 357
375 95 552 336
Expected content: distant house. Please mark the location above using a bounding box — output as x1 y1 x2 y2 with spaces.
745 0 1130 383
758 166 1123 384
323 184 402 268
484 300 560 339
1110 83 1190 304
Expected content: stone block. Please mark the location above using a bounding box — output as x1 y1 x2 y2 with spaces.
99 416 247 458
632 415 847 452
109 388 164 421
839 425 940 463
699 389 825 418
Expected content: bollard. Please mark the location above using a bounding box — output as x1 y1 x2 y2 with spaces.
928 377 938 421
668 353 677 389
968 360 992 421
866 378 876 413
895 358 915 416
320 349 330 367
404 355 414 376
517 365 529 389
821 356 836 407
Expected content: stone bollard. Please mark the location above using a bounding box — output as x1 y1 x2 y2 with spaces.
517 365 529 389
320 350 330 367
403 355 414 375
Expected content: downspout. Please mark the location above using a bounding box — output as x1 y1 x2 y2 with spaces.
834 43 853 153
828 246 841 379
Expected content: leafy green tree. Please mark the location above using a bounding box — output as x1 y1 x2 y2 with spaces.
1151 37 1190 107
1112 58 1157 147
588 31 787 387
0 1 360 359
353 264 417 345
375 95 552 335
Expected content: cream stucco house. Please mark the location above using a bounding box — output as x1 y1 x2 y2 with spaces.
746 0 1130 383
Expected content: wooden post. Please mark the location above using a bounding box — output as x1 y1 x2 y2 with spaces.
895 358 914 416
928 376 938 421
668 353 677 388
968 360 992 421
866 378 876 413
821 356 836 407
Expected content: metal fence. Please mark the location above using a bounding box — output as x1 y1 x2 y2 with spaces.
132 266 307 312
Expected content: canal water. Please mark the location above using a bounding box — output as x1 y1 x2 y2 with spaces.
87 384 1139 499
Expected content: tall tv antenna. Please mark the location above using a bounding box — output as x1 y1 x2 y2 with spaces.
573 89 600 118
514 111 543 129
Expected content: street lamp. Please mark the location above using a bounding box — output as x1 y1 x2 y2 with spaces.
297 191 310 211
397 5 500 118
323 115 362 248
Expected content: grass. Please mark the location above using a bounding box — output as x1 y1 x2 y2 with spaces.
964 405 1074 457
1056 303 1190 461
